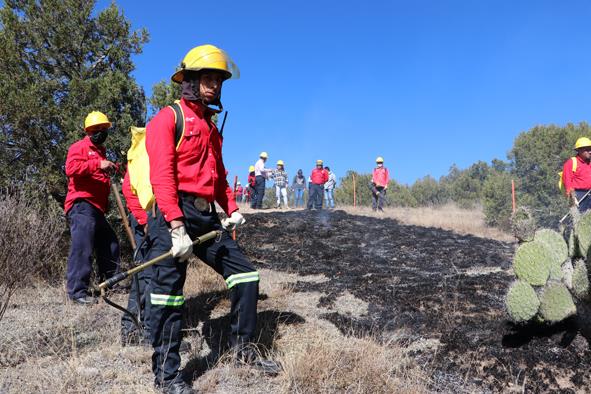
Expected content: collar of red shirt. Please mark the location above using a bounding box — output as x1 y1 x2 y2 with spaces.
577 155 591 165
181 97 216 120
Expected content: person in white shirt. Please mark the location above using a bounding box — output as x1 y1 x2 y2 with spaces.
252 151 272 209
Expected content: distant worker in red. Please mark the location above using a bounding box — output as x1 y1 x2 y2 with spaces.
246 165 256 204
371 156 390 212
64 111 120 305
145 45 275 393
307 159 328 210
235 181 244 203
563 137 591 212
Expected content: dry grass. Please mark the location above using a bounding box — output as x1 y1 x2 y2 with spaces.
1 262 431 393
275 324 427 394
339 204 514 242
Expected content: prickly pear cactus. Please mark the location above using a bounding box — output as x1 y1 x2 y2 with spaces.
568 229 579 258
505 280 540 323
574 211 591 259
511 206 536 242
513 241 552 286
538 282 577 323
534 229 568 265
562 260 574 290
571 260 590 301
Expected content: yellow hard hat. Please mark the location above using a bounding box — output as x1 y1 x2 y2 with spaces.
260 152 268 159
171 44 240 84
575 137 591 150
249 165 255 172
316 159 323 165
277 160 284 166
376 156 384 163
84 111 111 132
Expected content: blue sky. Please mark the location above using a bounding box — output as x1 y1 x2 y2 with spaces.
98 0 591 185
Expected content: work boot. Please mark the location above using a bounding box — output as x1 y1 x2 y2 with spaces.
156 380 195 394
70 296 97 305
231 345 282 375
179 340 191 354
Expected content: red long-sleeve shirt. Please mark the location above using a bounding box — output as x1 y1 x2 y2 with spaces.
563 156 591 194
310 168 329 185
146 98 237 222
122 170 148 225
64 136 110 214
372 167 390 187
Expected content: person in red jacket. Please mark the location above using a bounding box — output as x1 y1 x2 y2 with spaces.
563 137 591 212
235 181 244 203
120 169 152 346
246 165 256 204
145 45 274 393
64 111 120 305
307 159 329 210
371 156 390 212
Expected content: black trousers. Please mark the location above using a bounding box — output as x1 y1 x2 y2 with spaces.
121 214 153 340
307 184 324 209
251 175 266 209
66 200 119 299
147 194 259 385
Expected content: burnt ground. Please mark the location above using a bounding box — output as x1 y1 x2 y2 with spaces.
238 210 591 393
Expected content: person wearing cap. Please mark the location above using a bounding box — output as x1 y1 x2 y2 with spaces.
145 45 275 394
64 111 120 305
292 169 306 208
371 156 390 212
324 167 336 209
252 152 273 209
235 181 243 204
563 137 591 212
307 160 329 210
272 160 289 208
246 165 256 204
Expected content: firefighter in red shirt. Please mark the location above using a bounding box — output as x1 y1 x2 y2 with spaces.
235 181 244 203
64 111 120 305
372 156 390 212
120 169 152 345
307 160 329 210
563 137 591 212
145 45 273 393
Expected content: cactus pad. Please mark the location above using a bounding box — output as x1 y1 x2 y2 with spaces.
572 260 590 300
513 241 552 286
538 282 577 323
505 280 540 323
575 211 591 258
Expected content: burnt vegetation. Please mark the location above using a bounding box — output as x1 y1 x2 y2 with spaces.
239 210 591 392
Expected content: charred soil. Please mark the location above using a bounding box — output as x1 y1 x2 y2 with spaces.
239 210 591 392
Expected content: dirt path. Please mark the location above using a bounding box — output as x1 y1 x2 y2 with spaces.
239 209 591 392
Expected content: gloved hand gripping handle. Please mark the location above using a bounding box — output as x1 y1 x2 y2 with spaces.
97 230 221 292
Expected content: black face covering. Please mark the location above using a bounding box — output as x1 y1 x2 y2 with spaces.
181 71 223 112
90 130 108 145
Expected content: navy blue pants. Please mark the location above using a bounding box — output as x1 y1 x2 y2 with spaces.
251 175 266 209
307 184 324 209
576 189 591 213
121 214 153 341
147 194 259 386
66 200 120 299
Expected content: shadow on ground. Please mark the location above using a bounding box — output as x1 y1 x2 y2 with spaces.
181 291 304 382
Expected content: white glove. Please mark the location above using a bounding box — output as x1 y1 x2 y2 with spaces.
221 212 246 231
169 225 193 262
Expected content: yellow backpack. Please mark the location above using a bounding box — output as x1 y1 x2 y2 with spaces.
558 157 577 192
128 102 185 210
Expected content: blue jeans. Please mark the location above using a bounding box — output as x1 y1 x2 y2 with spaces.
293 188 304 207
324 189 334 208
